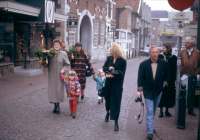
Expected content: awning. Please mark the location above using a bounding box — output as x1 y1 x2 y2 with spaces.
0 1 41 17
162 31 175 35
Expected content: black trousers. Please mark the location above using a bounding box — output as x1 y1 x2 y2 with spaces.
105 91 112 112
188 76 197 112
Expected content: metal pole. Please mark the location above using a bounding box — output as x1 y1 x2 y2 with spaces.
175 21 182 124
138 27 142 57
197 1 200 140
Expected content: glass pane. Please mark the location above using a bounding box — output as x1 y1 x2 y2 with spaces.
0 22 14 64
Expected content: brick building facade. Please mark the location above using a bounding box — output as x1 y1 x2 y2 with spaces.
115 0 151 58
55 0 116 62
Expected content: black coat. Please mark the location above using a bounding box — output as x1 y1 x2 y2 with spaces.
137 58 170 100
158 54 177 108
103 56 127 120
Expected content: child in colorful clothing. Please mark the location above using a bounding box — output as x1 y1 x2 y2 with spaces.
61 70 81 118
93 69 106 104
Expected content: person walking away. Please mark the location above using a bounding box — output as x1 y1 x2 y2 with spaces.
48 39 70 114
136 45 170 140
158 43 177 117
93 69 106 104
180 36 199 116
61 70 81 118
71 42 95 100
103 42 127 131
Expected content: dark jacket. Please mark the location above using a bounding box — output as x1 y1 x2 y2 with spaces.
158 54 177 108
137 58 170 100
103 56 127 120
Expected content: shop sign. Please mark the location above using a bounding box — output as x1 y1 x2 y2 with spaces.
45 0 55 23
69 17 77 28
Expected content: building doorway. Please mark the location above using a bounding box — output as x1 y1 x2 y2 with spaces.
80 15 92 56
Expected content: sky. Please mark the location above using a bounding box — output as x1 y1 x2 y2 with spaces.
143 0 190 12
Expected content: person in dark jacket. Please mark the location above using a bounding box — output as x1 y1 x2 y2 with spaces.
136 45 170 140
103 42 127 132
71 42 95 100
158 43 177 117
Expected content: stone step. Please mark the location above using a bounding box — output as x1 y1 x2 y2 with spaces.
14 68 42 76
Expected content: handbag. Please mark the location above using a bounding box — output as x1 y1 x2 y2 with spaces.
98 79 105 97
98 86 105 97
84 53 92 77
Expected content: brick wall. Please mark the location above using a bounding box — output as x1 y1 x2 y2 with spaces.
119 9 132 30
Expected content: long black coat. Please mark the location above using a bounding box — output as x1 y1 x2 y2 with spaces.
138 58 170 100
103 56 127 120
158 54 177 108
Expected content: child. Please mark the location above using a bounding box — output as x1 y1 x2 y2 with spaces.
93 69 106 104
61 70 81 118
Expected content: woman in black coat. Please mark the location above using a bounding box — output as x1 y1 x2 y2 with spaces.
158 43 177 117
103 42 127 131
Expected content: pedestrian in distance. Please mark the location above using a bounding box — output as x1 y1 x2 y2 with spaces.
103 42 127 131
61 70 81 118
48 39 70 114
136 45 170 140
93 69 106 104
71 42 95 101
158 43 177 117
180 36 199 116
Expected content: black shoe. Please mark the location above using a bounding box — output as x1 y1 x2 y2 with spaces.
55 109 60 114
105 113 110 122
153 129 156 134
188 111 196 116
73 114 76 119
81 96 84 100
158 112 163 118
77 101 79 104
70 112 73 116
147 134 153 140
114 122 119 131
165 111 172 117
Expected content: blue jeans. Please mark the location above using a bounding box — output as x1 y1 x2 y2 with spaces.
145 92 162 135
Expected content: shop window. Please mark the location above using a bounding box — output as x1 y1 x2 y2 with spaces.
115 31 119 39
128 33 132 40
69 28 76 47
0 22 14 64
94 19 99 48
120 32 126 39
100 20 105 47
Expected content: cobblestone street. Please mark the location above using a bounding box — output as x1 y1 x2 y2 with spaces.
0 57 199 140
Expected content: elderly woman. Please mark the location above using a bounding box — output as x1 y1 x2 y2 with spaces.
48 39 70 114
158 43 177 117
103 42 127 131
71 42 95 100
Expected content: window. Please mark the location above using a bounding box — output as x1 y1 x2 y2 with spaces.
120 32 126 39
127 13 131 27
111 2 113 19
93 19 99 48
128 33 132 40
69 28 76 47
100 20 105 47
0 22 14 64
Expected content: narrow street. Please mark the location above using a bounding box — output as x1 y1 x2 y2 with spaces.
0 57 198 140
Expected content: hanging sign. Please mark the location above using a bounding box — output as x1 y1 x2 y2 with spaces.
177 29 184 37
45 0 55 23
168 12 193 22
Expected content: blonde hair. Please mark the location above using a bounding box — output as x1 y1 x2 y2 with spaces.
149 45 159 53
110 42 126 60
97 69 104 77
66 70 77 81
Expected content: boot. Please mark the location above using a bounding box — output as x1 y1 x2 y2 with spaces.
158 112 163 118
105 113 110 122
114 121 119 131
53 103 57 113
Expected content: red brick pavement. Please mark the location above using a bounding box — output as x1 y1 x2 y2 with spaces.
0 57 199 140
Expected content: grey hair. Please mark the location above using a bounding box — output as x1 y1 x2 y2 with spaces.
185 36 196 46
